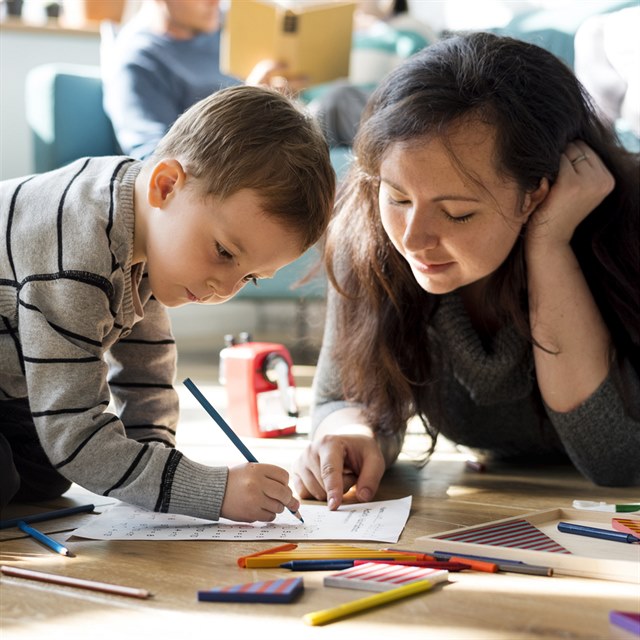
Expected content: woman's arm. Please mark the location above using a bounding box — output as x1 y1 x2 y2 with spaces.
525 141 615 412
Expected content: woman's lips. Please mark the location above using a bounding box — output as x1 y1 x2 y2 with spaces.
411 260 454 274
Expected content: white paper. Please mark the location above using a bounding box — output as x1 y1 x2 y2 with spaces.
71 496 411 543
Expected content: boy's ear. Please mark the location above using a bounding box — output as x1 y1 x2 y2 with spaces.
147 159 187 208
521 177 550 219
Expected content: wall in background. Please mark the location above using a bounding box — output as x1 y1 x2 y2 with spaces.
0 24 100 180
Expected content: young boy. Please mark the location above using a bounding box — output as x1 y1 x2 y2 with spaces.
0 85 335 522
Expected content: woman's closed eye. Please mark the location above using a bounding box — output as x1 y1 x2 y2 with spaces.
443 211 475 224
242 275 258 287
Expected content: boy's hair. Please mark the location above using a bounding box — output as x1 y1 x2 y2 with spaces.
150 85 336 250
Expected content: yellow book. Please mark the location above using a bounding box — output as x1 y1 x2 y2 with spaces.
220 0 356 85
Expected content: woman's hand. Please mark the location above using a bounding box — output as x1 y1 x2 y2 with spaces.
526 141 614 250
221 462 299 523
292 433 386 510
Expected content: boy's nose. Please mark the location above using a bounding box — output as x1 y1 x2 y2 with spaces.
209 276 245 300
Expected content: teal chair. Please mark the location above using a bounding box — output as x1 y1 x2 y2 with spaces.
26 63 120 173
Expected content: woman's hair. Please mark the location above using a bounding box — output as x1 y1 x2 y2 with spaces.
326 31 639 443
150 85 335 251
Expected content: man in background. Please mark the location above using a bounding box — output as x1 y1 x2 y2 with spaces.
103 0 290 159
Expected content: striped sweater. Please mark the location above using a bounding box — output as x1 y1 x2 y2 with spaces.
0 157 227 519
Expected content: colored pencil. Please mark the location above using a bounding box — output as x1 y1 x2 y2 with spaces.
237 543 298 567
303 579 436 626
17 521 74 557
434 551 553 576
353 560 471 572
0 504 95 530
557 521 640 544
0 565 152 599
244 551 421 568
280 560 358 571
183 378 304 523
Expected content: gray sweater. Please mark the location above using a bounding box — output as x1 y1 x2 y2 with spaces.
0 158 227 519
312 288 640 486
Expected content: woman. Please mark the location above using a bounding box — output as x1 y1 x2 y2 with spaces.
293 32 640 510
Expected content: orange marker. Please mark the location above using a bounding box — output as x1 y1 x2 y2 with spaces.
448 556 498 573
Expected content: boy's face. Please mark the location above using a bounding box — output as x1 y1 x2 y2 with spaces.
140 173 303 308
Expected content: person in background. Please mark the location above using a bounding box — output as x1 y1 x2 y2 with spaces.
1 85 335 521
103 0 293 160
292 32 640 510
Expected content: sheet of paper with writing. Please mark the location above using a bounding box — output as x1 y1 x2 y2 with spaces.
71 496 411 543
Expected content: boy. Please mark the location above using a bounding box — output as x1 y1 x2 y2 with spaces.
0 85 335 522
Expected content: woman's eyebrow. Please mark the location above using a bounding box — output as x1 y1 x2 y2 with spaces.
380 178 480 203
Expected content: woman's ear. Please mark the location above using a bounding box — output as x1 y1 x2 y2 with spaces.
147 159 187 208
521 177 550 220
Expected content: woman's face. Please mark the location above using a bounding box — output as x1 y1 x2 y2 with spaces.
378 120 536 295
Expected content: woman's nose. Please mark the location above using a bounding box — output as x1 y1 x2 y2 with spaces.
402 208 438 251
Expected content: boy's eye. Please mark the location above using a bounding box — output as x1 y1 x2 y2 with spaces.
242 276 258 287
216 243 233 259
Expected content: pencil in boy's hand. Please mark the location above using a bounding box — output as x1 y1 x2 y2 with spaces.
17 521 75 557
183 378 304 523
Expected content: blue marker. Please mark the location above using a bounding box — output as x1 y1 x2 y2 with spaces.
557 521 640 544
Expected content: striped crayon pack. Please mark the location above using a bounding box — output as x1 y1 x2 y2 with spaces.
612 518 640 538
198 577 304 603
324 562 449 592
435 518 571 554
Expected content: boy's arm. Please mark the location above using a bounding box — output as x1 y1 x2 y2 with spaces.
105 294 179 448
19 278 227 521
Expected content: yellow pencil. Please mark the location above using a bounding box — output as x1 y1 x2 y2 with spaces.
245 551 420 568
303 579 434 626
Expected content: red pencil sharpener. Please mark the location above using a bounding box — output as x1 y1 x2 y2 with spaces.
219 339 298 438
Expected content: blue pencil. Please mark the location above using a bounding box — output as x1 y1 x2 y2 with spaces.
18 521 75 557
557 522 640 544
280 560 357 571
183 378 304 523
0 503 95 530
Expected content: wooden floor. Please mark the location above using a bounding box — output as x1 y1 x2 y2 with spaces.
1 360 639 640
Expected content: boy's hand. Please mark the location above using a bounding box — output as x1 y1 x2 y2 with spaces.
220 463 300 523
